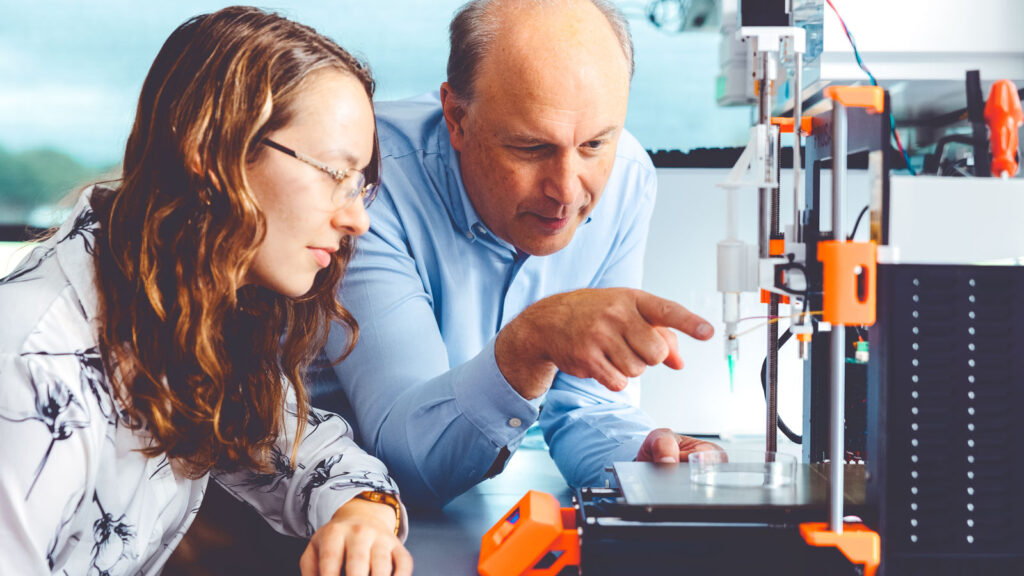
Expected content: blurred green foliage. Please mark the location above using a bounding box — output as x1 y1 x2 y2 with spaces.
0 145 114 223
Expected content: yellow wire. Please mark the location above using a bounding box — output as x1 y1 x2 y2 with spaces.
729 311 823 340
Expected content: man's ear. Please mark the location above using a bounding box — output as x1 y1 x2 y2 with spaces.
440 82 469 152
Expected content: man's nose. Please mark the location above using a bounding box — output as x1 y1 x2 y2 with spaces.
544 151 583 206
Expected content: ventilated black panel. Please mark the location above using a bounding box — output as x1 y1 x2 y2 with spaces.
870 265 1024 575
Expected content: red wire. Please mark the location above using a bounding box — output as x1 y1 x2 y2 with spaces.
892 126 910 160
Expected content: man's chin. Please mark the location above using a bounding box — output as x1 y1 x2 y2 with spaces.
515 230 576 257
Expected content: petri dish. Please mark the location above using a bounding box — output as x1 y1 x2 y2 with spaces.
689 450 797 488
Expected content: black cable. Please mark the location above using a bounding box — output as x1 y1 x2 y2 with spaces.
775 259 810 297
760 328 802 444
922 134 975 175
966 71 991 177
847 205 869 241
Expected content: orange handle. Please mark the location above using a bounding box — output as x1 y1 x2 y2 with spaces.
984 79 1023 177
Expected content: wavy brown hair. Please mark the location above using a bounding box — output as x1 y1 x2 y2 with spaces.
90 6 378 476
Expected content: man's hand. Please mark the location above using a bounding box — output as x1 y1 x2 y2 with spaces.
495 288 714 399
635 428 721 463
300 497 412 576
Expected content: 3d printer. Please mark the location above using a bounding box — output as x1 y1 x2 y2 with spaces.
480 1 1024 574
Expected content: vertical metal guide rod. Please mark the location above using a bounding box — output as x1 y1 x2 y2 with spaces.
829 100 848 533
791 52 811 361
757 48 781 454
767 121 781 456
757 48 773 261
792 51 803 244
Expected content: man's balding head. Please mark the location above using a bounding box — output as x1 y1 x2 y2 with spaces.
447 0 633 103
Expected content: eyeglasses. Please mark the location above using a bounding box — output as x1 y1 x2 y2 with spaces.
262 138 379 208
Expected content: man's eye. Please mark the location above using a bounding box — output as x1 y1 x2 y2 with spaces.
517 145 547 153
582 140 604 151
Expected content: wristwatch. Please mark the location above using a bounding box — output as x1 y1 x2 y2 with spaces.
354 490 401 535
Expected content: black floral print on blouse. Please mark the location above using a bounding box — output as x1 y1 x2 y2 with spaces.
0 365 91 499
90 492 136 575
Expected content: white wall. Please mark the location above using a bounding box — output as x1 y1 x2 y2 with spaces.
639 167 871 438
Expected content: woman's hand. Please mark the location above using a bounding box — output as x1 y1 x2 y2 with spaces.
300 497 412 576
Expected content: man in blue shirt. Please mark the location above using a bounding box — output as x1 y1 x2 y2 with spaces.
313 0 719 507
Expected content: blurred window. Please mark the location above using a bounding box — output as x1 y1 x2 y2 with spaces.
0 0 749 244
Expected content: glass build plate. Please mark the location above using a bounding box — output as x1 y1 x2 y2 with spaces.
611 461 865 522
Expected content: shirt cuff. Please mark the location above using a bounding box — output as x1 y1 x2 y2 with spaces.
451 338 540 448
310 486 410 542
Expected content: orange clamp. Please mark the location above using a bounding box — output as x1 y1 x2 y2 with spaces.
800 522 880 576
817 241 877 326
823 86 885 115
761 240 790 305
984 79 1023 177
771 116 813 136
760 289 791 305
479 490 579 576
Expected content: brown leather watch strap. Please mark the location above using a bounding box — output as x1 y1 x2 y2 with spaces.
354 491 401 536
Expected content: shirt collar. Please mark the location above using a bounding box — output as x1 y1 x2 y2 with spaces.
434 117 518 251
54 186 102 321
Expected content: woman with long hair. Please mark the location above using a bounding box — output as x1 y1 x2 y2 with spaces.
0 7 411 576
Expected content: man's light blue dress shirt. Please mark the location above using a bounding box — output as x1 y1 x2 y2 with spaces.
312 92 659 507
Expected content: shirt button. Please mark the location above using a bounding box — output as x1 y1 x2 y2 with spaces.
508 417 523 428
464 231 474 240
